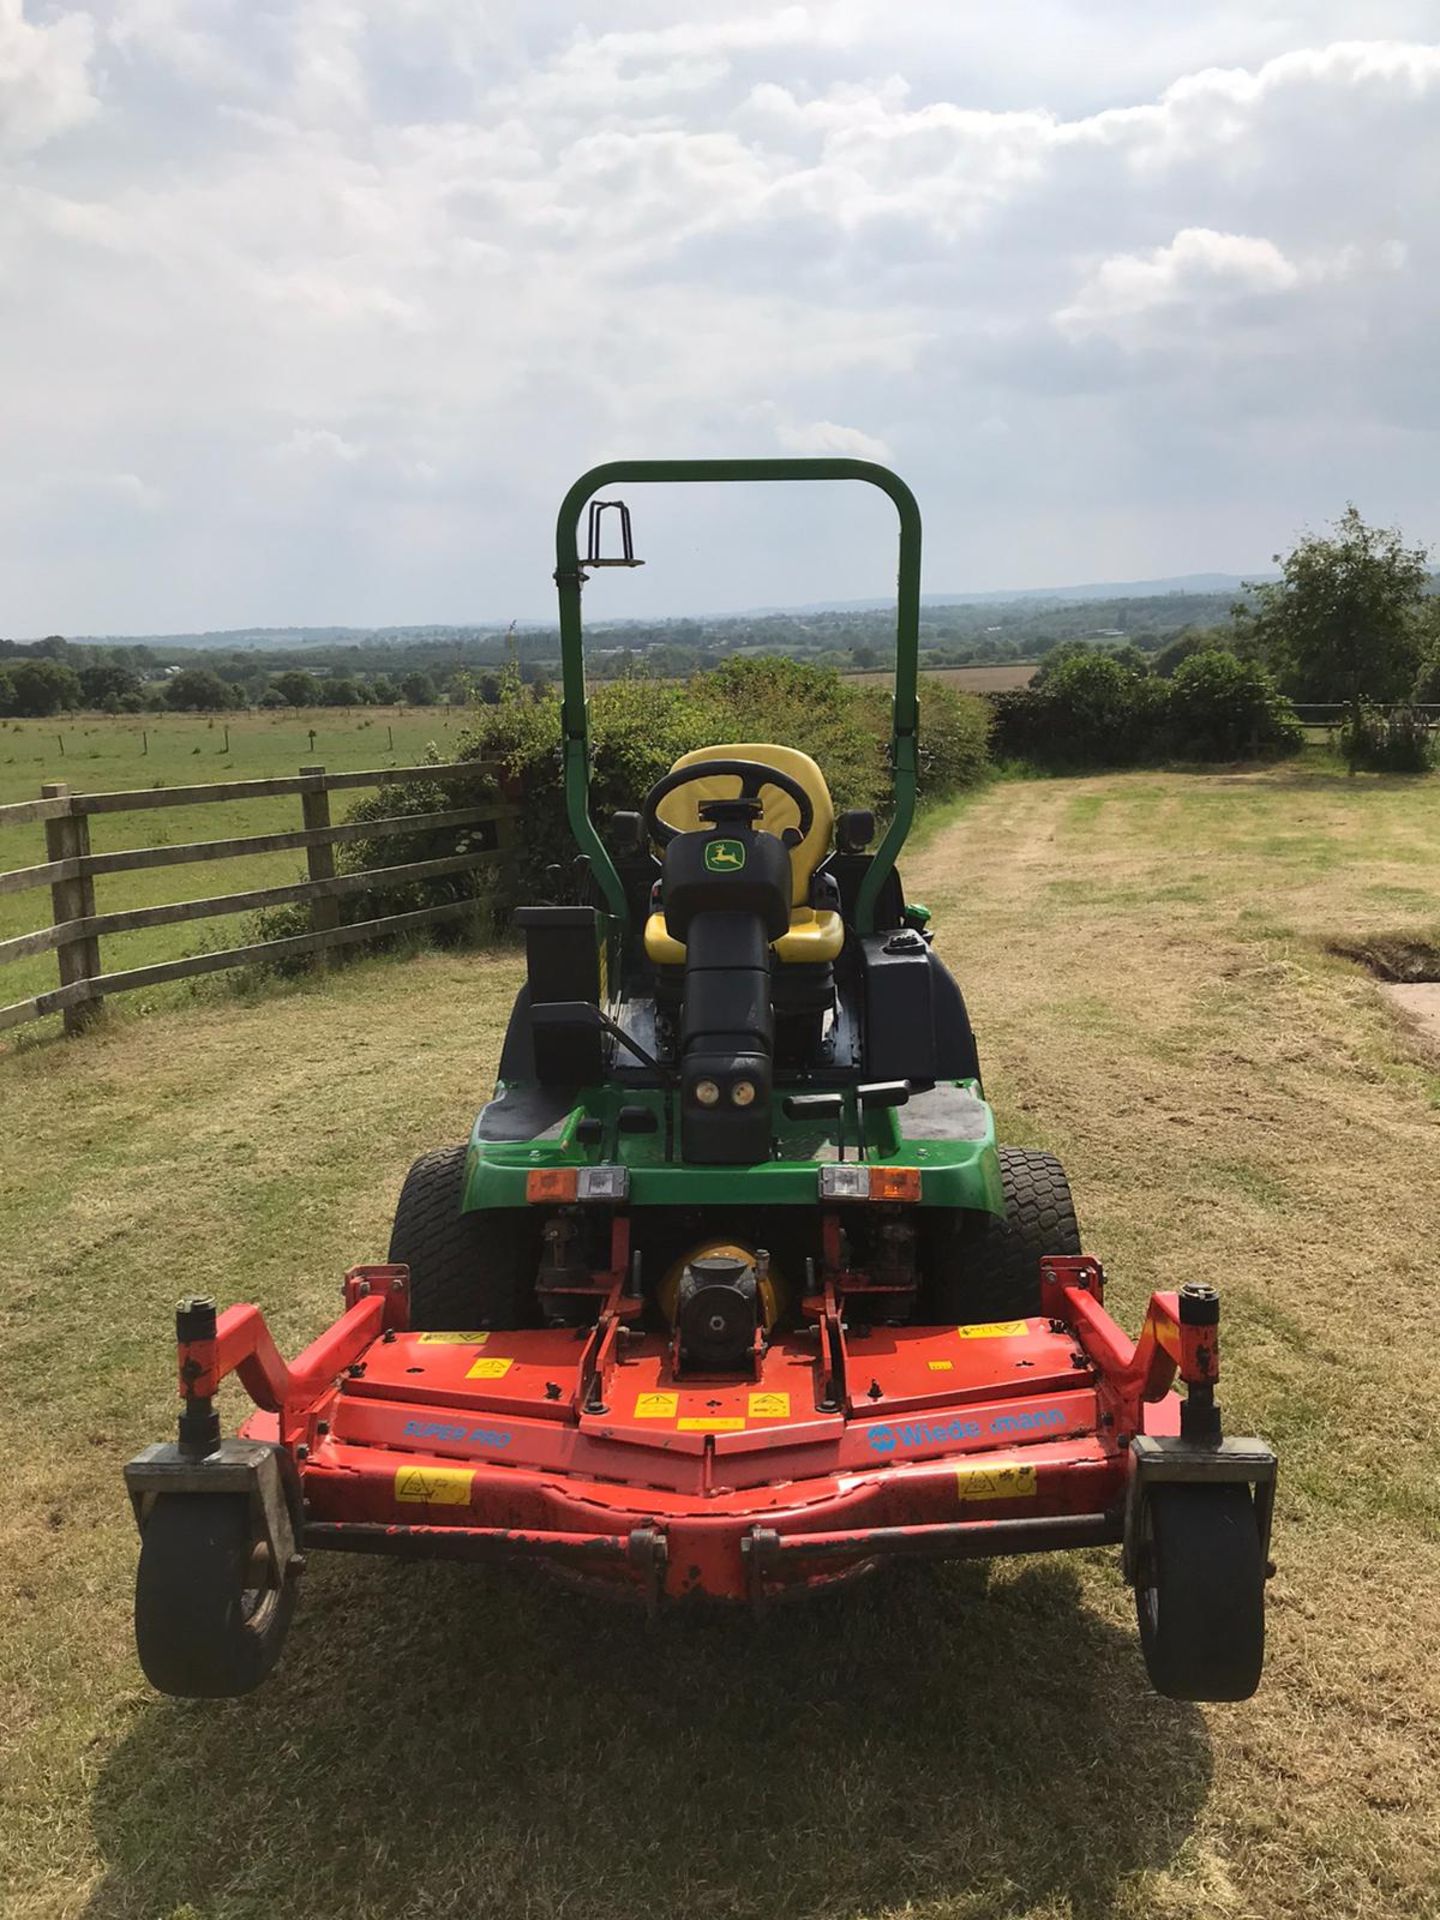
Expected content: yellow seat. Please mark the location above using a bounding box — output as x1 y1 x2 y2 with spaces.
643 742 845 967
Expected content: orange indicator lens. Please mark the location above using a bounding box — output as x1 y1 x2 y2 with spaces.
526 1168 579 1203
868 1167 922 1202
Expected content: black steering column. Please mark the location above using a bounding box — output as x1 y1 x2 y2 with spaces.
642 760 814 1165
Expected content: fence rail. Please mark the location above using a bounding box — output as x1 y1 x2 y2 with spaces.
0 762 511 1037
1291 702 1440 726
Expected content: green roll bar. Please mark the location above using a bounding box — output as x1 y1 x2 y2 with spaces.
554 458 921 936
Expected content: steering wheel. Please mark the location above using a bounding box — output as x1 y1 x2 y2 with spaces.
641 758 816 850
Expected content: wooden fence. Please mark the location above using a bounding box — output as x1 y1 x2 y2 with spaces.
1291 703 1440 727
0 763 511 1037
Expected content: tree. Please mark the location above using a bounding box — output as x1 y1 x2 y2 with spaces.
1241 508 1431 722
273 669 322 707
9 658 82 716
322 676 362 706
1411 597 1440 703
370 674 397 704
1153 628 1231 678
79 662 141 707
259 687 288 708
0 666 16 716
1108 643 1152 677
401 669 435 706
164 668 236 711
1029 640 1092 689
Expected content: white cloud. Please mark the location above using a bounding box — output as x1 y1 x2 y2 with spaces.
0 0 97 152
274 428 364 464
773 415 892 462
1057 228 1301 335
0 9 1437 629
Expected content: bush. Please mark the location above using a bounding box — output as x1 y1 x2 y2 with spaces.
914 678 993 793
1339 703 1435 773
164 668 237 711
990 653 1166 767
246 749 497 970
1165 651 1303 759
453 658 891 919
991 649 1300 768
247 658 994 955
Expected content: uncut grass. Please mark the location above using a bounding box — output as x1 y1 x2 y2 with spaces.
3 765 1440 1919
0 709 473 1017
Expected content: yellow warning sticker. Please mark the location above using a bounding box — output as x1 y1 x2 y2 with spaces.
395 1465 474 1505
957 1319 1028 1339
927 1359 955 1372
465 1356 514 1379
418 1331 489 1345
748 1392 790 1418
678 1416 746 1432
635 1392 679 1418
955 1463 1038 1501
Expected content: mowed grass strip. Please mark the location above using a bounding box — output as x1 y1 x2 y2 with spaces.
3 766 1439 1920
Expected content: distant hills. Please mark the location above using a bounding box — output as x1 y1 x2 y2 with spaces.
62 572 1266 651
740 574 1264 618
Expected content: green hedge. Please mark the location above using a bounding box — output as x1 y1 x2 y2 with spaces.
249 659 991 955
454 657 990 918
990 650 1302 768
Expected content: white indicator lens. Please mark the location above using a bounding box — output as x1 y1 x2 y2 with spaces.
694 1079 721 1107
819 1166 871 1200
731 1080 757 1107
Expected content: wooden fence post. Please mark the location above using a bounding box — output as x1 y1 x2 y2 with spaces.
41 782 102 1034
299 765 340 964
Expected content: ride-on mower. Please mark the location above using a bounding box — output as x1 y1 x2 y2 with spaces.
125 460 1276 1700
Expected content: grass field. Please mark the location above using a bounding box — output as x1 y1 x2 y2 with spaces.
0 709 474 1018
4 764 1440 1920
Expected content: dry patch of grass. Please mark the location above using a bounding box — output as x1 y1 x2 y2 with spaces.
4 765 1440 1920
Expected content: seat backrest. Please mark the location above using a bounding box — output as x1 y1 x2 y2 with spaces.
655 743 834 907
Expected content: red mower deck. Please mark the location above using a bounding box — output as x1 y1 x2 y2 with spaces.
128 1257 1273 1611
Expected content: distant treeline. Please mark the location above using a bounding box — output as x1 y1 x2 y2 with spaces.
0 588 1248 714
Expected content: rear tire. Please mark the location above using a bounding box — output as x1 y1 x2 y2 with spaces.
1135 1483 1266 1701
388 1144 534 1329
924 1145 1080 1323
135 1492 296 1698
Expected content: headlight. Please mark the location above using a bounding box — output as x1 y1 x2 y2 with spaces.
693 1079 721 1107
730 1079 757 1107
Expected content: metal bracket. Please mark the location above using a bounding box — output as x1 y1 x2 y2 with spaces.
584 499 644 568
123 1437 301 1574
742 1525 780 1612
627 1523 668 1619
1123 1433 1278 1583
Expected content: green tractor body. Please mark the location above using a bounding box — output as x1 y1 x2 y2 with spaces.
461 459 1005 1311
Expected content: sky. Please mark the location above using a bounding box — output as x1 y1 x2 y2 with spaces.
1 2 1438 636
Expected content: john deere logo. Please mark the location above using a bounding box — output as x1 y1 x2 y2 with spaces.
705 839 746 872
